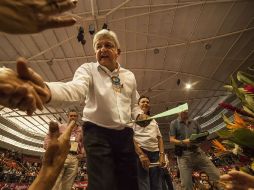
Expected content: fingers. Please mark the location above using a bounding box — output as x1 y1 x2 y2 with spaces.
31 86 44 110
160 161 166 167
227 170 248 179
41 0 78 14
220 174 232 181
49 121 60 137
28 82 49 100
0 83 38 115
8 86 29 109
20 83 43 112
0 84 13 94
0 84 15 107
18 95 35 112
16 58 45 87
141 158 150 170
43 16 76 30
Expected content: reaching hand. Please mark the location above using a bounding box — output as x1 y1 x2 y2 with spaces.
0 0 77 34
29 120 76 190
0 57 51 115
220 170 254 190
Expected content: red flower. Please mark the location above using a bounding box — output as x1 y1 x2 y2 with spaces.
244 85 254 94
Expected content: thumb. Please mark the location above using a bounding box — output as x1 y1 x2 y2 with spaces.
48 121 60 139
16 57 45 87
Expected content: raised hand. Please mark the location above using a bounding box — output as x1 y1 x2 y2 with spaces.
29 120 76 190
0 57 51 115
0 0 77 34
220 170 254 190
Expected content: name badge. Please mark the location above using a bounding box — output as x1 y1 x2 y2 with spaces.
70 136 76 142
70 142 78 152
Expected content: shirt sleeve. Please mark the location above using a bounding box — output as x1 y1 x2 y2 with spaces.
169 120 177 137
156 120 162 137
46 64 91 108
130 74 143 120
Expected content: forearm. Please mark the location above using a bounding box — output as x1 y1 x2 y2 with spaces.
170 137 182 145
133 140 144 156
29 166 59 190
158 136 164 153
46 82 85 107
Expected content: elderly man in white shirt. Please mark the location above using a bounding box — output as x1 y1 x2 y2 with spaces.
0 29 147 190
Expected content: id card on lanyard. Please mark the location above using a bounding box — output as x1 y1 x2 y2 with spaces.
70 136 78 152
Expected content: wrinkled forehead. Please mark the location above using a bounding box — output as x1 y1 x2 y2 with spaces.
93 36 117 49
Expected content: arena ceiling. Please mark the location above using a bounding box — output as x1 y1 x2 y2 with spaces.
0 0 253 153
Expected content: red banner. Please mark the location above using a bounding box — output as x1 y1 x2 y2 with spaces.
0 181 88 190
0 183 29 190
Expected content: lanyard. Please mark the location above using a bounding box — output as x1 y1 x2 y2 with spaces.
99 65 123 93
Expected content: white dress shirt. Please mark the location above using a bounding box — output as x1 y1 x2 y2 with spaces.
47 62 142 130
133 119 162 151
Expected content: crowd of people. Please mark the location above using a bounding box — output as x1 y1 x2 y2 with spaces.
0 149 88 187
0 150 40 184
0 0 254 190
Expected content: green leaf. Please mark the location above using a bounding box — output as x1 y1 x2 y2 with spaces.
230 75 246 103
221 113 234 125
230 128 254 148
237 71 254 86
217 128 233 139
224 85 233 92
243 106 254 117
221 140 235 148
245 95 254 112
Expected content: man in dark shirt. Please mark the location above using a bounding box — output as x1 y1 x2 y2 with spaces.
169 110 219 190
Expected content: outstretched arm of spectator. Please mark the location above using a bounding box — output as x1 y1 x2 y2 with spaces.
220 170 254 190
0 57 51 115
0 0 77 34
29 120 75 190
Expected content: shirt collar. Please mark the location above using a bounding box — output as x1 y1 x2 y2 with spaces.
97 61 120 75
177 117 191 124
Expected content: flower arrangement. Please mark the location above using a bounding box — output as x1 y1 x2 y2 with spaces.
217 70 254 156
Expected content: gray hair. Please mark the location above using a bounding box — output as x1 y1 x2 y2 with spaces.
93 29 120 50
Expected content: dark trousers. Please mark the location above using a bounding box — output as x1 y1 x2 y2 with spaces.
137 149 162 190
161 168 174 190
83 122 139 190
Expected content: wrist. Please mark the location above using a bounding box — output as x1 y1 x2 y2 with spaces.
44 83 52 103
